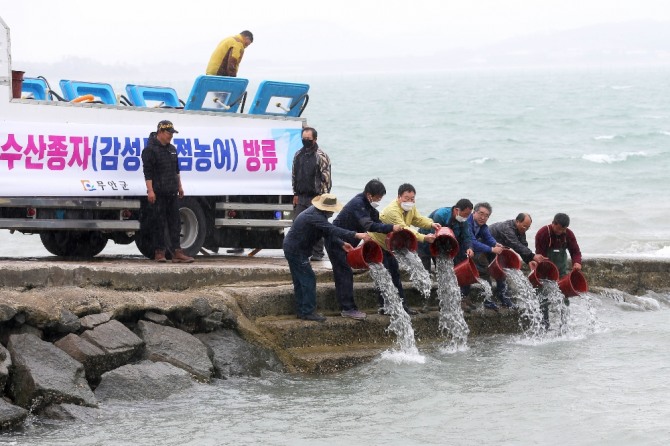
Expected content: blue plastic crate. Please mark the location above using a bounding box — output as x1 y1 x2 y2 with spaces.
125 84 181 107
21 78 49 100
183 75 248 113
248 81 309 117
59 80 117 104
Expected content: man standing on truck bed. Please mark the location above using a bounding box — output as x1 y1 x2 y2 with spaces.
142 120 194 263
206 31 254 77
292 127 332 261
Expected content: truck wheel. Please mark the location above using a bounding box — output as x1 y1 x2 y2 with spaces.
40 231 107 257
134 229 155 259
175 197 206 257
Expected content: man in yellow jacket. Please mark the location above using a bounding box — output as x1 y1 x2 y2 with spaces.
369 183 441 315
206 31 254 77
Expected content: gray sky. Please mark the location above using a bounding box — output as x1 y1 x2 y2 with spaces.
3 0 670 78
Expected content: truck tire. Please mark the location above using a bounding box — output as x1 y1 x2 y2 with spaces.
40 231 108 258
175 197 206 257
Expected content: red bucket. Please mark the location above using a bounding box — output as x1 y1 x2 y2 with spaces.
488 248 521 281
429 227 460 258
346 241 383 269
558 270 588 298
528 260 560 287
385 228 418 252
11 70 24 99
454 257 480 287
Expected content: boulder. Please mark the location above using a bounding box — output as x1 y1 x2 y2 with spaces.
135 320 213 382
53 309 81 334
143 311 172 326
0 304 17 323
80 320 144 370
40 403 100 422
0 344 11 390
94 361 194 401
54 334 108 382
79 312 112 330
0 399 28 432
195 329 284 378
7 333 97 410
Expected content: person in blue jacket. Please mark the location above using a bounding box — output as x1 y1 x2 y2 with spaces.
467 202 504 310
418 198 475 310
327 179 402 320
283 194 370 322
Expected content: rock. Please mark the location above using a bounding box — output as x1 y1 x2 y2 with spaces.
7 333 97 410
54 334 108 382
0 399 29 432
135 320 213 382
0 344 11 391
40 403 100 422
80 320 144 371
0 304 17 323
94 361 194 401
191 297 213 317
195 329 284 378
143 311 172 326
79 312 112 330
54 309 81 334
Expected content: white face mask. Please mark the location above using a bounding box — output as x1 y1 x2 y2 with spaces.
455 215 467 223
400 202 414 212
370 201 380 209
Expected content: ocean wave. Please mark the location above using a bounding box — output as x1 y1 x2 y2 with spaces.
660 131 670 136
581 151 647 164
593 135 617 140
470 157 493 164
610 85 633 90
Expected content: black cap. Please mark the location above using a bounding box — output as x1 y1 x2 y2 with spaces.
157 120 179 133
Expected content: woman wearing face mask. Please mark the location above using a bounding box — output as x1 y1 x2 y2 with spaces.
368 183 441 315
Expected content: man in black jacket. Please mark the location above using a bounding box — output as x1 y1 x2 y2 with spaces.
141 120 194 263
328 179 401 320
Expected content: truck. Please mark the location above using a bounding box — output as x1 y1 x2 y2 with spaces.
0 15 308 259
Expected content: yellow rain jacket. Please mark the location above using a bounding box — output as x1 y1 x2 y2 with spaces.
206 34 246 77
369 200 434 250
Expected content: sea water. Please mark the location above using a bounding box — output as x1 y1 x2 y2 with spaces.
435 255 469 352
1 67 670 444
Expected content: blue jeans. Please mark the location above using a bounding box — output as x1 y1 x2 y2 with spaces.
284 251 317 316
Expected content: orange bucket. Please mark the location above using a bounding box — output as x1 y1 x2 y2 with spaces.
528 260 560 287
454 257 480 287
385 228 418 252
558 270 588 297
488 248 521 281
346 241 383 269
429 227 459 258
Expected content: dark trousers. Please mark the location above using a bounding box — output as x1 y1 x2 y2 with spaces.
326 240 357 311
151 194 181 251
294 198 325 257
379 250 406 307
284 251 317 316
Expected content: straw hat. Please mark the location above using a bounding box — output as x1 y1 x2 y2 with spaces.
311 194 344 212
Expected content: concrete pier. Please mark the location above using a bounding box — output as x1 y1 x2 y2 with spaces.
0 255 668 374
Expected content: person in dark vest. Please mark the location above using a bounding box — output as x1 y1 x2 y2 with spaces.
291 127 332 261
141 120 194 263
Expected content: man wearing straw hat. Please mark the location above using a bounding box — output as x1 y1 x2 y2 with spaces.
283 194 371 322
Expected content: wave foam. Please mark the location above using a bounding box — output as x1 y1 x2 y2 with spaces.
582 151 647 164
380 349 426 364
470 157 492 165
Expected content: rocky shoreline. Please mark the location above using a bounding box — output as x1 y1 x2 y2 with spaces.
0 255 668 431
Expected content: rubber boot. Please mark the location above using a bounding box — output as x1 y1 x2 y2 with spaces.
154 249 167 263
172 248 194 263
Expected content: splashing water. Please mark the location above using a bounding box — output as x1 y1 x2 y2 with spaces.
540 280 571 336
394 248 432 300
476 278 493 300
368 263 420 356
505 269 545 339
435 255 469 351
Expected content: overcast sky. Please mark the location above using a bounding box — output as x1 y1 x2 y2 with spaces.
2 0 670 79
